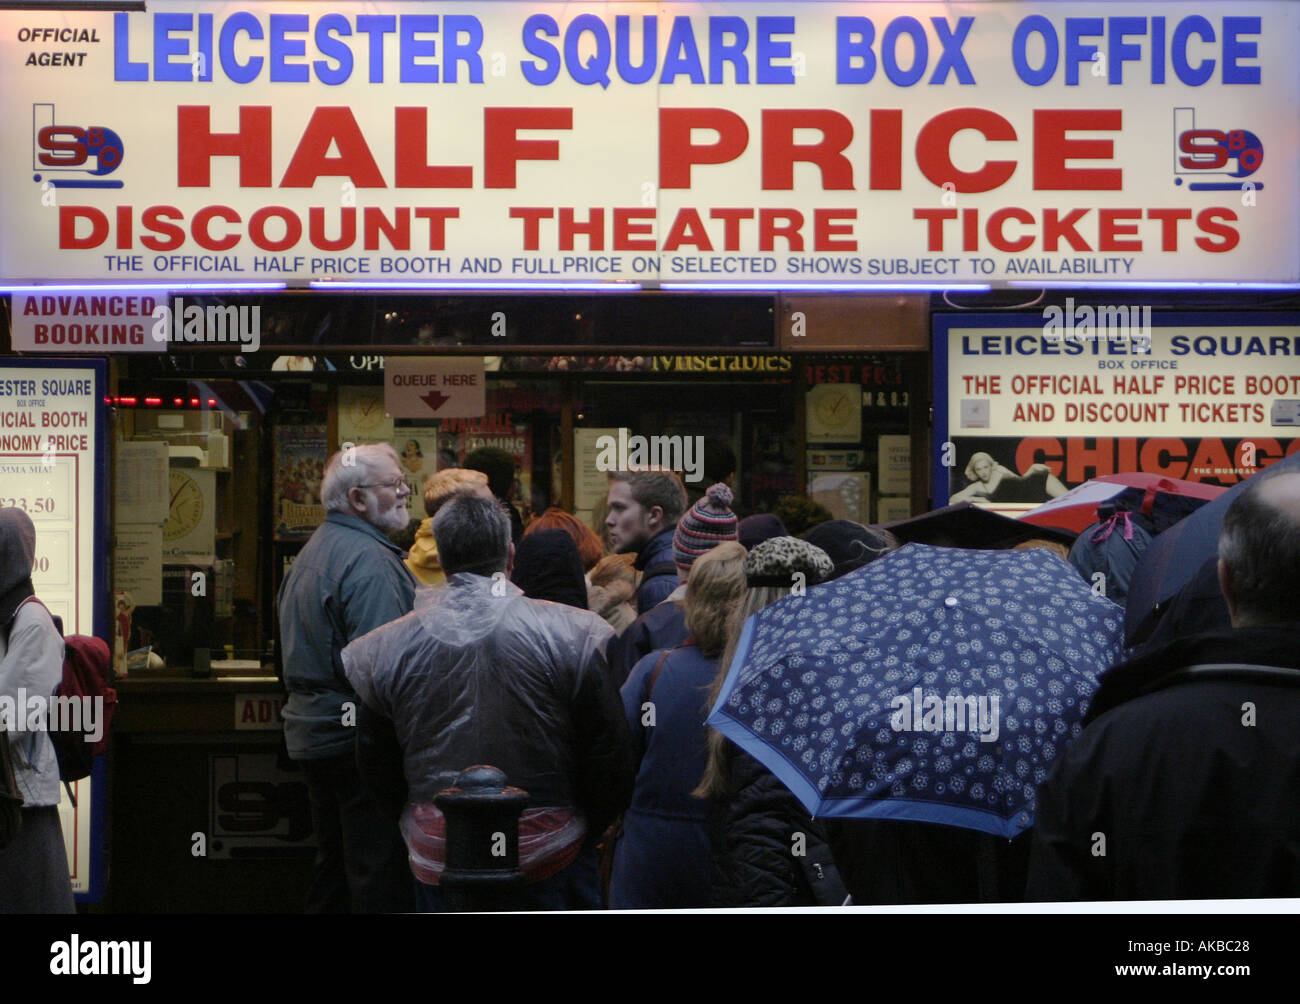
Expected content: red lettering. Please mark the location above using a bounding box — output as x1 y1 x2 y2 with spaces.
612 208 656 251
58 207 108 249
659 107 748 189
662 208 714 252
761 109 854 191
1033 110 1122 190
484 107 572 189
394 107 473 188
177 105 272 187
280 107 385 188
192 205 241 251
915 108 1017 194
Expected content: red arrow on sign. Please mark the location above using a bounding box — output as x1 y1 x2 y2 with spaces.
420 390 451 411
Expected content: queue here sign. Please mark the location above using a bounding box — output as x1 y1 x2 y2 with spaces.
384 356 485 419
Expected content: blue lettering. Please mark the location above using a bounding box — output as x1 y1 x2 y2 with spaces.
1151 17 1166 83
755 16 794 84
219 12 263 84
196 13 213 82
1107 17 1145 84
1013 16 1057 86
313 14 353 86
616 15 656 84
154 12 192 82
1172 16 1215 86
882 16 927 87
930 17 974 85
400 14 439 83
661 17 705 84
837 17 876 84
443 16 483 83
709 16 749 84
1063 17 1103 86
356 14 395 83
521 14 560 85
113 11 147 81
566 15 611 87
269 13 310 82
1221 17 1261 84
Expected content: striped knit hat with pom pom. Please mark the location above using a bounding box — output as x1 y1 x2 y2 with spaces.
672 482 739 576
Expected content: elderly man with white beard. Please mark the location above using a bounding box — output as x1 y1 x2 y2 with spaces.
277 443 417 913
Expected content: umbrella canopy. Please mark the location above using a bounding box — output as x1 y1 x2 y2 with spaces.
1125 451 1300 645
1020 474 1226 535
706 543 1125 838
884 502 1075 550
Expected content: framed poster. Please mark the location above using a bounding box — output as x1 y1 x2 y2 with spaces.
273 426 327 540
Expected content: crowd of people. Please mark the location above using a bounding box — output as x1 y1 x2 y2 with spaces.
267 444 1300 911
4 443 1297 913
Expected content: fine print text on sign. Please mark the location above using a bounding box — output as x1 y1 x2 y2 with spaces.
1 2 1296 285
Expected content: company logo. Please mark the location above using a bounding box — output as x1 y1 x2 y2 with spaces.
32 103 124 190
1173 107 1263 193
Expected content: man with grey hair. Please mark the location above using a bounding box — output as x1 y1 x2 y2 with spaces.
342 491 633 910
1027 465 1300 901
277 443 417 912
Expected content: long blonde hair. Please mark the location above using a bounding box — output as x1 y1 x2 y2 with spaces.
683 542 748 659
692 584 793 799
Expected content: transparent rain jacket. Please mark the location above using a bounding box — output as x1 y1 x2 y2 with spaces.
341 573 633 834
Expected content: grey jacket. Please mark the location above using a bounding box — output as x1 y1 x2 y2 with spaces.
278 512 416 760
1 600 65 807
342 574 633 834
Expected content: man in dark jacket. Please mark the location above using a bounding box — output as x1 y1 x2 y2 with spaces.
605 470 687 615
1027 466 1300 901
342 491 633 910
277 443 417 913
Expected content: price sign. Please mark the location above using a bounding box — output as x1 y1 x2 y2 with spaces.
0 361 106 900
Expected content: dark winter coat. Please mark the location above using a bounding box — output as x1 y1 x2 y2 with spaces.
825 820 1030 905
609 643 715 910
633 527 678 614
707 742 832 908
609 600 689 686
1026 625 1300 901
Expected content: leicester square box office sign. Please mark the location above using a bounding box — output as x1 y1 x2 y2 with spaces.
0 2 1297 288
933 312 1300 513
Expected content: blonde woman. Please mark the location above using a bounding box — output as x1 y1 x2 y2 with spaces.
609 542 747 910
694 537 840 908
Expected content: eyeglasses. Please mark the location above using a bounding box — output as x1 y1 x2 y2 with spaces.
356 477 410 494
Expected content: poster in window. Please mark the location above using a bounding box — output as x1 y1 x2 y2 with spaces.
273 425 327 540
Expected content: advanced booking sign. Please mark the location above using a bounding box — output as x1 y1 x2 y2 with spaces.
2 1 1298 285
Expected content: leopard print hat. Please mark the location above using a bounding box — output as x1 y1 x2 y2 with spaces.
743 535 833 588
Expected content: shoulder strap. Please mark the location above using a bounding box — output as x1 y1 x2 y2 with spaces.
5 596 61 641
646 648 672 698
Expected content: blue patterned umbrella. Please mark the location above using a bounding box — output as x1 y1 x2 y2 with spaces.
706 543 1124 837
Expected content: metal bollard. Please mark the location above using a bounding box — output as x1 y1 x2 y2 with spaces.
434 765 529 913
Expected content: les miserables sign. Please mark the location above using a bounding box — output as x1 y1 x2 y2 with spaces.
2 1 1298 285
